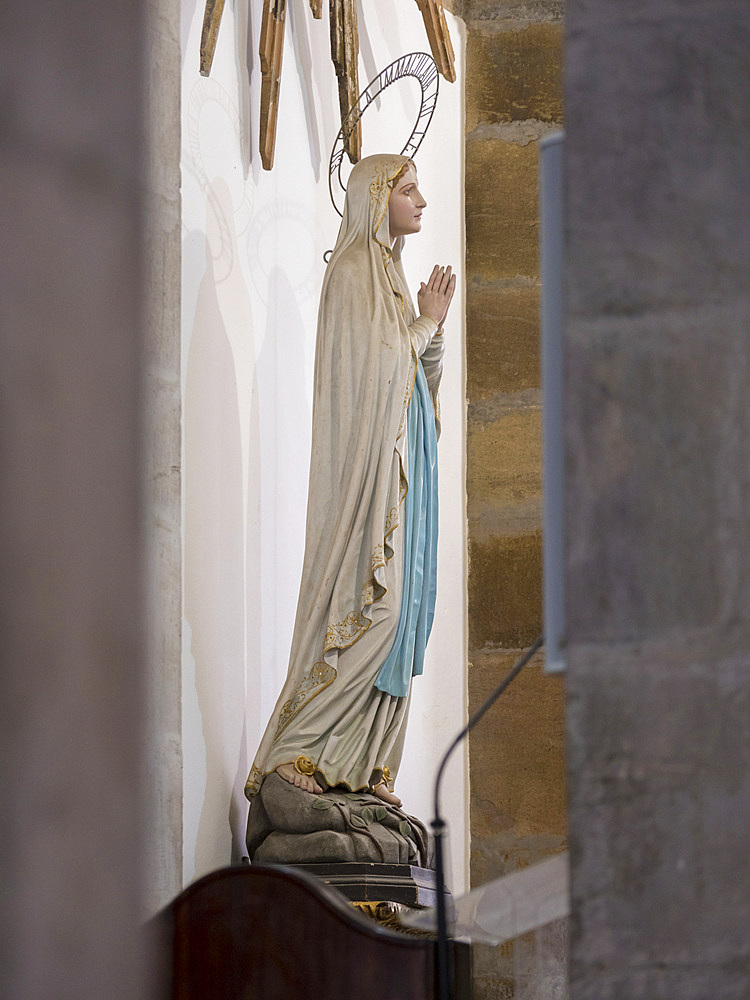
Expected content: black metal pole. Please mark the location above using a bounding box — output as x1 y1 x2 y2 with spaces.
432 815 451 1000
431 635 544 1000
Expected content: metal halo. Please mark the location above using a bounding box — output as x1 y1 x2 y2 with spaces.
328 52 440 217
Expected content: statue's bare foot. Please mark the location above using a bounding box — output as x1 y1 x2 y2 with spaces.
374 783 402 807
275 762 323 794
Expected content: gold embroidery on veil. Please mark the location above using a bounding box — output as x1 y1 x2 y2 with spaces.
370 161 411 318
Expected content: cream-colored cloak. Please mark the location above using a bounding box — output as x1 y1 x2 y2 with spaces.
245 154 444 798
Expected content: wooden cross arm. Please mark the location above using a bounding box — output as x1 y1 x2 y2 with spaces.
414 0 456 83
259 0 288 170
330 0 361 162
199 0 226 76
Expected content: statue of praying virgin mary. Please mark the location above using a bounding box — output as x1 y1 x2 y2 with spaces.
245 153 456 811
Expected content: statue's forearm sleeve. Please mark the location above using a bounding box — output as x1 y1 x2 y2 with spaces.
408 315 439 357
420 330 445 398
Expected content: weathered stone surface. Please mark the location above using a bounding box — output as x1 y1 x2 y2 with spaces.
467 405 542 542
467 281 541 398
466 138 539 281
468 530 542 649
469 651 566 877
566 14 750 320
473 919 568 1000
568 644 750 995
469 650 567 999
463 0 563 21
246 773 433 867
565 312 738 644
463 4 566 996
466 23 563 131
566 4 750 997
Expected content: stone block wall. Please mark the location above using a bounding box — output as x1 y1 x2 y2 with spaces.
565 3 750 997
457 1 567 995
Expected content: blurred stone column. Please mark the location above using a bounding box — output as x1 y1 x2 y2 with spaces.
0 2 151 998
565 2 750 997
144 0 183 916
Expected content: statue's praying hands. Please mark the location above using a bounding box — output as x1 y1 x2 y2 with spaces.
418 264 456 329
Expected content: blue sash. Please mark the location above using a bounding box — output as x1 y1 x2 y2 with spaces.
375 359 438 697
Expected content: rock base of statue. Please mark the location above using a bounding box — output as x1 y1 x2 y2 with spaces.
246 771 434 869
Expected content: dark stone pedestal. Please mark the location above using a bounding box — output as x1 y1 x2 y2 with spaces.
293 861 442 908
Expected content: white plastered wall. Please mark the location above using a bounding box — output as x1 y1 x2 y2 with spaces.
180 0 468 893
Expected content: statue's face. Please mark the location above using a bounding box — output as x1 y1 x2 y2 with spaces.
388 165 426 240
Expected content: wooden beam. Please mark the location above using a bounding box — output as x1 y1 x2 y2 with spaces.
199 0 226 77
259 0 287 171
330 0 361 163
414 0 456 83
309 0 323 17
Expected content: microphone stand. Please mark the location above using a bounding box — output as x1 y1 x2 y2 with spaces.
431 634 544 1000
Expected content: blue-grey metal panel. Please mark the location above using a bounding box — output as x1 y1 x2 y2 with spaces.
540 130 566 673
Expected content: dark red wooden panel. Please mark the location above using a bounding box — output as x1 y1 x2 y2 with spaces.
158 864 441 1000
